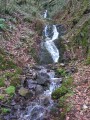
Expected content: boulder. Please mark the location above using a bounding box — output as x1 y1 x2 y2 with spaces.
18 87 34 98
27 79 37 89
35 85 44 95
18 87 29 97
36 72 50 86
40 96 50 106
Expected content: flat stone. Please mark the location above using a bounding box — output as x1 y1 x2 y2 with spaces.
18 87 29 97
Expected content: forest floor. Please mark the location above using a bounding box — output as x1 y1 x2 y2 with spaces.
0 13 41 67
66 62 90 120
0 13 90 120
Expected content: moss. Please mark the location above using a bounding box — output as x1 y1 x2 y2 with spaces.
63 76 73 87
0 54 17 70
75 20 90 58
34 19 44 36
85 56 90 65
0 94 5 100
52 86 68 99
1 108 10 114
51 75 73 119
56 68 66 77
52 76 73 99
0 77 5 87
5 86 15 95
10 76 20 86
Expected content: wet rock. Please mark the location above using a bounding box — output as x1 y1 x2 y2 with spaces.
36 116 49 120
30 106 46 120
26 73 34 79
22 67 29 74
35 85 44 95
14 105 21 110
39 41 54 64
27 79 37 89
56 24 66 36
18 87 29 96
40 97 50 106
37 72 50 86
32 65 44 70
52 78 62 85
11 100 16 106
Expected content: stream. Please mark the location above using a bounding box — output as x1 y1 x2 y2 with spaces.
3 11 66 120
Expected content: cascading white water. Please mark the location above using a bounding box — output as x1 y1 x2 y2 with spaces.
44 24 59 63
44 41 59 63
43 10 48 18
52 25 59 41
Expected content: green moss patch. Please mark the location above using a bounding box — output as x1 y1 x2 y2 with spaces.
52 76 73 99
5 86 15 95
1 108 10 114
56 68 66 77
0 77 5 87
51 75 73 119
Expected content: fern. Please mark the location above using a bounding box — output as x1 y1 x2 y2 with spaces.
0 18 6 30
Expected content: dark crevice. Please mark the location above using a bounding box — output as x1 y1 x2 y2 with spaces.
83 9 90 14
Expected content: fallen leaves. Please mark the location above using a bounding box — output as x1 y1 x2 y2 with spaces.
66 63 90 120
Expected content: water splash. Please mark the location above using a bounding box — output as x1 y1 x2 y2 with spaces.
43 10 48 18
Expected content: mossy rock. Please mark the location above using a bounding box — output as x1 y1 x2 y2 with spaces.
5 86 15 95
52 86 68 99
52 76 73 99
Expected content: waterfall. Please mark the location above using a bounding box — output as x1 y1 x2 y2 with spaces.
43 10 48 18
7 10 65 120
42 24 59 63
39 10 60 64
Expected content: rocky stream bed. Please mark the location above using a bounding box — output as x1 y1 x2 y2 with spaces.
1 65 63 120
